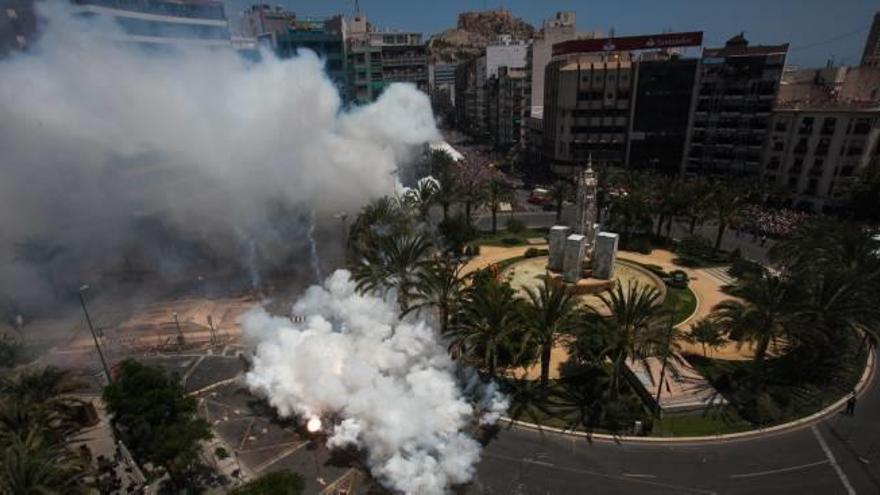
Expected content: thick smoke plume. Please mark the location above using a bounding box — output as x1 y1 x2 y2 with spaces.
0 5 438 313
244 270 508 494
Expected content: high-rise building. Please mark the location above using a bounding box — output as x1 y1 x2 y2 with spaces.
345 11 427 104
762 66 880 212
682 34 788 176
0 0 36 57
627 55 699 174
454 58 480 135
71 0 231 47
493 66 527 148
240 4 296 38
526 12 599 116
429 62 457 120
263 16 348 98
454 36 527 138
861 12 880 67
542 32 703 175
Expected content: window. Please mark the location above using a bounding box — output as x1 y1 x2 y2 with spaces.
814 137 830 156
821 117 836 135
799 117 814 135
775 120 788 132
852 118 871 135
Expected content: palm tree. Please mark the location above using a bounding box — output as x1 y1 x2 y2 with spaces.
457 159 489 227
547 179 571 222
451 276 525 379
0 431 90 494
711 270 803 389
346 196 407 259
485 173 515 234
522 278 579 390
585 281 666 399
406 256 467 335
350 233 432 313
429 150 458 222
708 185 747 252
683 177 711 234
686 319 726 357
608 173 653 242
403 177 439 222
0 367 84 435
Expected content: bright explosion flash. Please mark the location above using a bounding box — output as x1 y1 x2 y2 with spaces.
306 416 322 433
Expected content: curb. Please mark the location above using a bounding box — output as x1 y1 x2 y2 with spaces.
502 348 875 445
676 285 702 327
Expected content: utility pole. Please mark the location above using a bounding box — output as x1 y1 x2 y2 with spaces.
78 285 112 384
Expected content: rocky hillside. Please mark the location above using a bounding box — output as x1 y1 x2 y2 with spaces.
428 10 534 63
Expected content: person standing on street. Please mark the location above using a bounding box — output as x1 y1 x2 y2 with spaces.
846 391 857 416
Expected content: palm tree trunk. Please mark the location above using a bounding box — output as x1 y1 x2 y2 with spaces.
491 206 499 234
654 355 669 417
540 343 552 390
442 201 449 222
488 348 496 379
555 198 563 222
689 216 698 234
665 216 673 238
655 214 665 238
714 221 727 252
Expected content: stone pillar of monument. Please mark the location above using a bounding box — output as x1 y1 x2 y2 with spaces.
547 225 570 272
563 234 586 283
574 156 598 251
592 232 619 280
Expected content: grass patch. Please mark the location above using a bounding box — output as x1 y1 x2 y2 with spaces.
686 346 867 427
476 228 548 247
661 286 698 326
652 408 752 436
493 255 527 273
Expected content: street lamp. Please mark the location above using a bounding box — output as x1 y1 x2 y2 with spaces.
78 285 112 384
172 312 185 347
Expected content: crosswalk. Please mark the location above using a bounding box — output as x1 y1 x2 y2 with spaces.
702 265 736 286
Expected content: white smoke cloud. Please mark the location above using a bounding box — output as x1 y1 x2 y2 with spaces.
243 270 508 494
0 5 438 308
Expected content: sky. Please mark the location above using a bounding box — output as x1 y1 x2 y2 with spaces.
227 0 877 67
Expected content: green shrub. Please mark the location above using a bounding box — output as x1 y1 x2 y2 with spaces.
677 235 713 261
230 470 305 495
523 247 548 258
625 237 653 254
506 218 527 235
728 257 763 279
214 446 229 460
501 236 521 246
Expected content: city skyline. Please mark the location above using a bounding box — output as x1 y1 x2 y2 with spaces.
227 0 876 67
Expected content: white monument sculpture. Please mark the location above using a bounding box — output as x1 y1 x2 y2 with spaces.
546 155 619 284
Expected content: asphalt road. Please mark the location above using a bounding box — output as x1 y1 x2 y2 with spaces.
473 358 880 494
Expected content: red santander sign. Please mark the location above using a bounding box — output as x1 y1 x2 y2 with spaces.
553 31 703 56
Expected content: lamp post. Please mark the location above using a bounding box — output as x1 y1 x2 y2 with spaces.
172 312 185 347
78 285 112 384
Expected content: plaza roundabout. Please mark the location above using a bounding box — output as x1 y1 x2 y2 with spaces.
463 246 880 494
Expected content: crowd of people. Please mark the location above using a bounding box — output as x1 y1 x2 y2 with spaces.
734 205 814 238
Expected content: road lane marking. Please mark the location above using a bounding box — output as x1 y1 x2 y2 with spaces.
485 453 716 494
812 425 857 495
623 473 657 478
729 459 828 478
